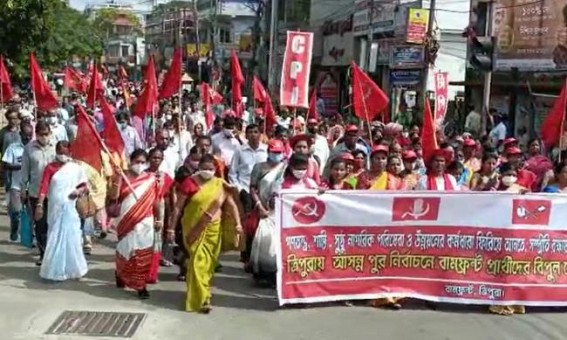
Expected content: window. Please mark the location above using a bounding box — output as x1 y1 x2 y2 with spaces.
121 45 130 57
219 28 232 43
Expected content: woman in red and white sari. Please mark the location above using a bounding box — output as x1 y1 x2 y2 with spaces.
109 149 160 299
145 148 174 283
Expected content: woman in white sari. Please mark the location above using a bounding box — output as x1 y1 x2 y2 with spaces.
36 141 89 281
248 140 287 285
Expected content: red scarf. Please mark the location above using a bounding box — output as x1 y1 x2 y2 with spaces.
427 173 454 191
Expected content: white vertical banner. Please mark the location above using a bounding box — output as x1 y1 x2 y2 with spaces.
279 31 314 109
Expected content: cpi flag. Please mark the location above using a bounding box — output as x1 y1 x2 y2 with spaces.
280 31 314 109
433 72 449 127
276 190 567 306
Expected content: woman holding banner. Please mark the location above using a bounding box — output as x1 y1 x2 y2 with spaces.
168 154 242 313
110 149 159 300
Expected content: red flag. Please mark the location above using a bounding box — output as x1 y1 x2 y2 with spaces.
252 76 276 130
86 62 104 109
159 47 182 99
211 88 223 105
71 105 104 172
0 55 14 103
421 97 438 164
63 66 87 93
133 55 158 118
541 81 567 150
118 65 128 82
30 53 59 111
307 90 319 121
351 61 389 122
230 50 244 117
100 97 125 155
201 83 215 129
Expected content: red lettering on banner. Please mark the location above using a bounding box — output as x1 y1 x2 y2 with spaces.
512 199 552 225
280 31 314 109
392 197 440 221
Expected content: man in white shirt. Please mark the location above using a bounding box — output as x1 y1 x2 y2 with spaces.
488 111 507 150
117 112 143 156
3 123 33 241
228 123 267 237
211 116 243 166
164 119 193 169
155 128 178 178
306 118 330 173
464 105 481 136
185 102 206 132
45 109 68 143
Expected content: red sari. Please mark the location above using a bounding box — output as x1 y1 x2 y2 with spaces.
147 171 174 284
115 172 159 291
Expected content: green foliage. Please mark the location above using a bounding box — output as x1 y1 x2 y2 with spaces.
92 8 143 38
0 0 103 78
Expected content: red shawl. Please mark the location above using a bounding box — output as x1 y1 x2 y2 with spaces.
427 174 455 191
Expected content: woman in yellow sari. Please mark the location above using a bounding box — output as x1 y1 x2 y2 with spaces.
167 154 242 313
356 145 405 309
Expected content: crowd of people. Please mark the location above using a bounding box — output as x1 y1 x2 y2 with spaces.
1 86 566 316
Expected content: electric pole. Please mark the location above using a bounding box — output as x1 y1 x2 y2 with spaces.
421 0 436 106
267 0 279 93
366 0 374 71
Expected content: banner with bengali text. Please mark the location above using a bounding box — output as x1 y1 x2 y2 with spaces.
434 72 449 127
276 190 567 306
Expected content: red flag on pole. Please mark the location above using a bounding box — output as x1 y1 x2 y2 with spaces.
251 76 276 130
201 82 214 129
230 50 244 118
0 55 14 103
86 62 104 109
133 55 158 118
541 80 567 150
100 97 125 156
307 90 319 121
71 105 104 172
30 53 59 111
351 61 389 122
421 97 439 164
159 47 182 99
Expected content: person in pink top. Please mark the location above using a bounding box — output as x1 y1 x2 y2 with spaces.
289 134 321 184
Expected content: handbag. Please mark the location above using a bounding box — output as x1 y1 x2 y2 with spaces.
20 208 33 248
76 194 97 219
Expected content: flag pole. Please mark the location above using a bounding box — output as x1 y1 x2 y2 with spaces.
559 79 567 163
356 78 374 146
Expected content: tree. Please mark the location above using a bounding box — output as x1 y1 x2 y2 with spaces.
0 0 104 77
92 8 143 39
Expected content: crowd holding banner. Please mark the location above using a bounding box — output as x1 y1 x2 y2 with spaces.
0 30 565 318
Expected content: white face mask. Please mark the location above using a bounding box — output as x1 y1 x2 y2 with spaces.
56 155 71 163
168 129 175 138
47 117 58 125
165 114 172 121
198 170 215 180
224 129 234 138
131 163 148 175
501 175 517 187
292 169 307 179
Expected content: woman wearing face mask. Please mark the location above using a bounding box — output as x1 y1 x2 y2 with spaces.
109 149 160 300
36 141 89 281
280 153 319 189
171 147 202 280
145 148 175 278
289 134 321 184
246 140 288 285
488 162 528 316
167 154 243 313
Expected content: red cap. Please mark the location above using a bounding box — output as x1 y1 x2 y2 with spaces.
503 138 518 146
463 139 476 147
370 144 389 155
345 124 359 133
289 134 313 148
506 146 522 155
268 139 285 153
402 150 417 160
307 118 318 124
340 152 355 161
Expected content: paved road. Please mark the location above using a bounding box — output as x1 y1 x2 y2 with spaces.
1 214 567 340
